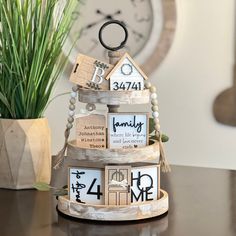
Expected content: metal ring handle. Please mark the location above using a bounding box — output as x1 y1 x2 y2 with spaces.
98 20 128 51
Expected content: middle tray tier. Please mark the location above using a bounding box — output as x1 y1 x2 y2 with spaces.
78 88 150 105
67 140 160 164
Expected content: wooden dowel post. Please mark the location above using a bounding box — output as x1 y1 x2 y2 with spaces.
107 50 123 113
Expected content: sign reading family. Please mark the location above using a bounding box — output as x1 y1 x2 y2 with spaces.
108 113 148 149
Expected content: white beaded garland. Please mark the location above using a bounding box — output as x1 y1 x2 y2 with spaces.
144 81 151 89
69 104 75 110
71 92 77 98
151 105 159 112
68 110 75 117
152 111 159 118
68 117 74 123
151 100 158 106
150 93 157 100
70 98 76 104
66 123 73 129
72 85 78 92
150 86 156 93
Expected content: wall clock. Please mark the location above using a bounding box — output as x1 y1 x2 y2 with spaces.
63 0 176 75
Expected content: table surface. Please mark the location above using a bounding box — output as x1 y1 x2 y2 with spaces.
0 165 235 236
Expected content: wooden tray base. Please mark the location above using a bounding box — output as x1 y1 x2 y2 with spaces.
67 140 160 164
57 189 168 221
78 88 150 105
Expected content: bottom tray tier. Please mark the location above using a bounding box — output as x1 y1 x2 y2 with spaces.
57 189 168 221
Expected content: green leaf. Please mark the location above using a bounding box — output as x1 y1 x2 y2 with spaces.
150 134 170 143
149 117 155 134
33 182 51 191
53 188 68 196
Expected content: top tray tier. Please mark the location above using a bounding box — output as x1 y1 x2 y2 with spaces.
78 88 150 105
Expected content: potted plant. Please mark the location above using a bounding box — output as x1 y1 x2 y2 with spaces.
0 0 78 189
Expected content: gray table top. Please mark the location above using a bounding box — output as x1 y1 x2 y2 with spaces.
0 165 235 236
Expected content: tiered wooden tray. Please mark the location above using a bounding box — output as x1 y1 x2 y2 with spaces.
57 78 169 221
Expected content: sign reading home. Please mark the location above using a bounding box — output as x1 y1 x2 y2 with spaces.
69 167 104 205
108 113 148 149
69 54 113 90
131 165 160 203
76 113 106 149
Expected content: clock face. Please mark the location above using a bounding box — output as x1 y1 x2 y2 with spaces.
64 0 163 65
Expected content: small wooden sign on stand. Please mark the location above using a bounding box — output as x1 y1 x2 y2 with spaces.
107 113 149 149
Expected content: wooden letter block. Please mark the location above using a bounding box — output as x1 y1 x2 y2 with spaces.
76 113 106 149
131 165 160 204
105 165 131 206
107 113 149 149
70 54 114 90
69 167 104 205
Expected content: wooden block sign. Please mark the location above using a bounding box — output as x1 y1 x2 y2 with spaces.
69 167 104 205
131 165 160 204
76 113 106 149
105 165 131 206
70 54 114 90
108 113 149 149
106 53 148 91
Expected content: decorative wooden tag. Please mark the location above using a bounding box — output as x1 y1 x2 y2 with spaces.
107 113 149 149
69 167 104 205
105 165 131 206
106 53 148 91
70 54 114 90
131 165 160 204
76 113 106 149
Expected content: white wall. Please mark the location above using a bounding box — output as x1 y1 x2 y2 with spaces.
46 0 236 170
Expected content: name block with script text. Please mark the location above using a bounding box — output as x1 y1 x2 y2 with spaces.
107 113 149 149
76 113 106 149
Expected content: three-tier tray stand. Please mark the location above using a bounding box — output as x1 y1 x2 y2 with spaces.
57 21 169 221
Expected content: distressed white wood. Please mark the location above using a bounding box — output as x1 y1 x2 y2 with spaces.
67 140 160 164
57 189 168 221
78 88 150 105
109 56 145 91
107 113 149 149
131 165 160 204
69 167 104 205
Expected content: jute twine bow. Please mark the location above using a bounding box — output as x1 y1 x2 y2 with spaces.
109 179 128 189
53 128 71 169
157 131 171 173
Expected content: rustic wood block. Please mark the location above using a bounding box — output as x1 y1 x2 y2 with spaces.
107 113 149 149
76 113 106 149
105 165 131 206
57 189 168 221
70 54 114 90
78 88 150 105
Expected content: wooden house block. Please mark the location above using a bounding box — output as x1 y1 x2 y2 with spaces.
105 53 148 91
69 54 114 90
107 113 149 149
76 113 106 149
105 165 131 206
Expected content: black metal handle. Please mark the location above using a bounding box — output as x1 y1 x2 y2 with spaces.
98 20 128 51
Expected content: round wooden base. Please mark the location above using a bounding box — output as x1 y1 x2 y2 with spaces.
57 189 168 221
78 88 150 105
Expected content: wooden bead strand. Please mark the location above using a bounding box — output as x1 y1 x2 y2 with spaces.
144 81 171 172
53 85 79 169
